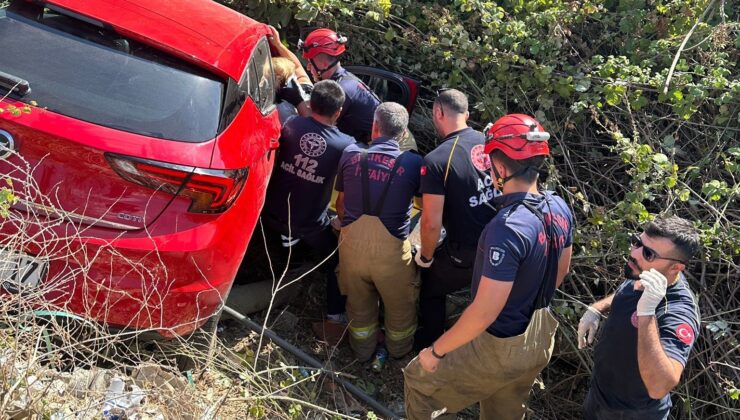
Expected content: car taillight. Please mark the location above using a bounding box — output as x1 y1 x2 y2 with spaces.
105 154 248 214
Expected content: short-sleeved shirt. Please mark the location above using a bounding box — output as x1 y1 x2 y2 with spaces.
336 137 422 240
470 192 574 337
263 116 354 238
420 127 497 246
330 66 380 142
590 275 699 417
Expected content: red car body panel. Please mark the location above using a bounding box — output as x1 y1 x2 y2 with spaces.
0 0 280 336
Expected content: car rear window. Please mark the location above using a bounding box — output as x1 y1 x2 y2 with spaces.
0 7 225 143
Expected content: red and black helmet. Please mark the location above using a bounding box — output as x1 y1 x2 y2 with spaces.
484 114 550 160
298 28 348 60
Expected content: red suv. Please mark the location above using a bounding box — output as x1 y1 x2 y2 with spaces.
0 0 281 336
0 0 420 338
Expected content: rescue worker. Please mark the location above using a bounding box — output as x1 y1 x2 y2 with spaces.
299 28 380 143
413 88 497 349
578 216 700 420
404 114 574 420
262 80 354 328
335 102 422 362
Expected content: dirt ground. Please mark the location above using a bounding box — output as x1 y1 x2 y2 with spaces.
216 228 586 419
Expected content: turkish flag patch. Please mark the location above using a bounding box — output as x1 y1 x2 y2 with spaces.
675 323 695 345
420 166 427 176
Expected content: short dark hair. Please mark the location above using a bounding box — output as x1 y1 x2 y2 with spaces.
310 80 345 116
374 102 409 139
491 150 545 183
644 215 701 261
435 89 468 114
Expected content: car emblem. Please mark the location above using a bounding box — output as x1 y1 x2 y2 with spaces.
0 130 15 159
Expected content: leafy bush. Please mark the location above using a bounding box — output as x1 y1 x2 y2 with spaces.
225 0 738 417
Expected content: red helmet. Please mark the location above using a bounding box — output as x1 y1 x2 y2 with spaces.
484 114 550 160
299 28 347 60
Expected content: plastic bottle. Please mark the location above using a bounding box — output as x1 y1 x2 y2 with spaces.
371 347 388 372
101 377 125 419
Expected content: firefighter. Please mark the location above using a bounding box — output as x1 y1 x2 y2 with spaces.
262 80 355 328
413 88 497 349
299 28 380 143
579 216 700 420
335 102 423 362
404 114 574 420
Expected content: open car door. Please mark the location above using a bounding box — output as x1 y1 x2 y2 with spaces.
344 65 420 115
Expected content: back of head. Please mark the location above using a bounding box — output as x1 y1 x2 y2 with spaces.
644 215 700 262
485 114 550 184
271 57 296 88
310 80 345 117
374 102 409 139
435 89 468 115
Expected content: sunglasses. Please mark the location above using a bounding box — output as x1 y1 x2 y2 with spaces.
630 234 686 264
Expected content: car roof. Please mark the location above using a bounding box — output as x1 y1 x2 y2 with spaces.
46 0 267 80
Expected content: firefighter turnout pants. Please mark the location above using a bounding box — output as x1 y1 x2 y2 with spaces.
404 308 559 420
338 215 419 361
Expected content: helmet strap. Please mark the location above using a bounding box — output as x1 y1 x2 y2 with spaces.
491 162 540 191
310 57 341 80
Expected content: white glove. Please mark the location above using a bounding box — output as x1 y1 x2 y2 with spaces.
577 306 602 349
414 247 433 268
636 268 668 316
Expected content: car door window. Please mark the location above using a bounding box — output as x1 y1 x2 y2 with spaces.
250 37 275 114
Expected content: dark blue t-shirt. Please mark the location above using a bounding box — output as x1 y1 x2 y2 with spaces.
331 66 380 142
590 275 699 418
470 192 573 337
336 137 422 240
263 116 354 238
420 127 497 246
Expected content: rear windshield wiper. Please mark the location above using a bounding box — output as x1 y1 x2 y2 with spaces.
0 70 31 96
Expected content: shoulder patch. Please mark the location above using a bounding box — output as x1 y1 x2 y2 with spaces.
299 132 327 157
489 246 506 267
471 144 491 172
675 323 695 345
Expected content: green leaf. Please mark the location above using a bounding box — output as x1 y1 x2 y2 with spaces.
652 153 669 164
384 28 396 42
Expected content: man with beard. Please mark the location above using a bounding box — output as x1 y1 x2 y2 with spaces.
578 215 701 420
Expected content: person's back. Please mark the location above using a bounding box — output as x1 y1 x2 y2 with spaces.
331 66 380 143
264 116 352 236
264 81 354 238
337 137 421 239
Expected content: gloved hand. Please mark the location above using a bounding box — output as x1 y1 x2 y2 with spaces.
413 246 433 268
636 268 668 316
277 77 311 107
577 306 602 349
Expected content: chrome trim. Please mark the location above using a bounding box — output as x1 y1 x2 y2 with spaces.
0 129 16 159
13 200 141 231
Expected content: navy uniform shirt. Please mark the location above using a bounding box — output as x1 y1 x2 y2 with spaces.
471 192 573 337
263 116 354 238
336 137 422 240
330 66 380 142
420 127 497 246
590 275 699 418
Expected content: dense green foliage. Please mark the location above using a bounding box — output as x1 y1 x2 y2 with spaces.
225 0 738 417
